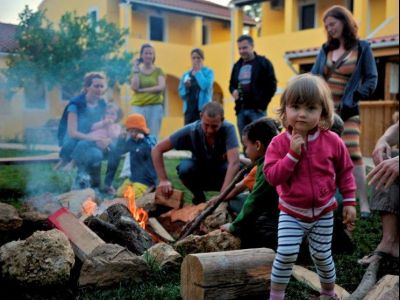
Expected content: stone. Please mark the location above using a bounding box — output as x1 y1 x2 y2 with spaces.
79 243 150 287
174 230 241 254
0 203 23 231
56 188 97 217
0 229 75 286
143 242 182 271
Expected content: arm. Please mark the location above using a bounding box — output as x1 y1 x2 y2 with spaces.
311 48 324 75
263 137 300 186
220 148 240 192
194 68 214 91
91 119 107 131
178 73 188 99
356 44 378 98
67 112 97 141
367 122 399 189
261 58 277 101
131 74 140 92
138 75 166 93
151 137 174 196
229 64 239 99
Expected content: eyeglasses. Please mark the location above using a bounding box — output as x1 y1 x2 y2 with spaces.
93 84 105 88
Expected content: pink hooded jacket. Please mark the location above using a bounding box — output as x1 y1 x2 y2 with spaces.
263 129 356 221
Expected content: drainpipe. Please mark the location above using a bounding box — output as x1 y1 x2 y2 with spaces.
367 16 394 39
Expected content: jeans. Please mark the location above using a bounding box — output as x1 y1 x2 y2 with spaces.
237 109 266 150
72 140 117 188
131 104 163 139
60 136 79 162
177 159 227 203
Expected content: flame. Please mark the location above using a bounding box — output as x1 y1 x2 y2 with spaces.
82 197 97 216
124 185 148 229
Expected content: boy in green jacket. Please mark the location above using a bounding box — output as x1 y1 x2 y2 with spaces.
220 118 279 249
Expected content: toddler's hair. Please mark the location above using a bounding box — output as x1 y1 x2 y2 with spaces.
106 102 123 122
278 73 334 130
242 117 280 148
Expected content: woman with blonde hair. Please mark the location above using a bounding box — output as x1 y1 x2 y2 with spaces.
312 5 378 219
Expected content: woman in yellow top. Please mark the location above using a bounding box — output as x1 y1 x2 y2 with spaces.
131 43 166 139
121 44 166 179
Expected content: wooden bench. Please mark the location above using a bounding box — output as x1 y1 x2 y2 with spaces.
0 152 59 165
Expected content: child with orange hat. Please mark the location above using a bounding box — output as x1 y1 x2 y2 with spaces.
104 113 157 197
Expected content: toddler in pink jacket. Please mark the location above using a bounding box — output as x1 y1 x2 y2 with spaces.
264 74 356 300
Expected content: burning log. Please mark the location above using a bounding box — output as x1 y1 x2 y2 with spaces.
181 248 275 300
147 218 175 243
155 187 184 209
85 204 154 255
179 165 253 240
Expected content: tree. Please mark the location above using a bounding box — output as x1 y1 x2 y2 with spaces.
3 6 133 100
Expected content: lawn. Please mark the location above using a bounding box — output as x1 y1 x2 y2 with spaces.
0 149 398 299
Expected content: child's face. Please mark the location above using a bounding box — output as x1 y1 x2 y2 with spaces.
105 109 118 123
285 102 322 134
243 135 263 162
127 128 144 140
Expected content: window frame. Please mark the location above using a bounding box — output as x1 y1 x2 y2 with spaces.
148 15 166 42
298 0 317 31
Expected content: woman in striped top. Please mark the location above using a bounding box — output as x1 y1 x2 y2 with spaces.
312 5 378 219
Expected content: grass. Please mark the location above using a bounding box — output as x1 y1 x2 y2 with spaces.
0 149 398 299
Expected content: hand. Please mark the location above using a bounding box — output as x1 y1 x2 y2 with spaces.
207 196 219 207
232 89 239 100
220 223 231 233
367 156 399 190
95 138 111 150
290 130 305 155
184 80 191 88
158 180 173 198
342 206 356 232
372 140 391 166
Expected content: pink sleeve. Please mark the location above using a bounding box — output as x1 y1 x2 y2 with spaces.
334 136 356 206
263 136 300 186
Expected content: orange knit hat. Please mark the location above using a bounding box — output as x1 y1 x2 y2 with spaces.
124 113 150 134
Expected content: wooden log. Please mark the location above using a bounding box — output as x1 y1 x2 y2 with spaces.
84 204 154 255
181 248 275 300
155 187 184 209
49 207 105 261
147 217 175 243
363 275 399 300
347 260 380 300
292 265 350 299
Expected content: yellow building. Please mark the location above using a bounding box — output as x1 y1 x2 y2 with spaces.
0 0 398 152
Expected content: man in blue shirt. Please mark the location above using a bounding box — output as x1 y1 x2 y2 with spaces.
152 102 240 204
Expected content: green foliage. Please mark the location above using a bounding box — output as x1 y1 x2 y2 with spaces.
3 6 133 100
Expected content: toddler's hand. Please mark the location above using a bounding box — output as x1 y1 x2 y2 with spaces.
342 206 357 232
220 223 231 233
290 130 305 155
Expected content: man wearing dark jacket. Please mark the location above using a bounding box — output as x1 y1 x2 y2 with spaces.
229 35 277 145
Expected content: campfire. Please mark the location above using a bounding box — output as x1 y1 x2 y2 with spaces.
124 186 148 229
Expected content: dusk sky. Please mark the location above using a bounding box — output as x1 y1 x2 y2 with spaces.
0 0 231 25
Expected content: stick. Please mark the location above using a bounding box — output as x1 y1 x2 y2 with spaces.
178 164 254 240
348 260 380 300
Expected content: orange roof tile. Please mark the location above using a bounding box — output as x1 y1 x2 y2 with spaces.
128 0 256 25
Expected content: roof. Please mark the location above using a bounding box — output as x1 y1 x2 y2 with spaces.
231 0 266 6
127 0 256 25
0 22 18 53
285 34 399 59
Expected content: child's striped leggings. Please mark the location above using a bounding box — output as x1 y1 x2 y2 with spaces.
271 211 336 285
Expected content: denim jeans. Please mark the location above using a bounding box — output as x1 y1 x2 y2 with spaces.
60 136 79 162
237 109 266 137
131 104 163 139
177 159 227 203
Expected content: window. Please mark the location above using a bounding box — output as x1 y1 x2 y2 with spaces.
24 81 46 110
149 16 164 41
202 25 209 45
299 2 316 30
